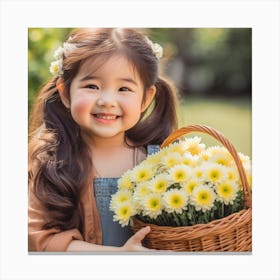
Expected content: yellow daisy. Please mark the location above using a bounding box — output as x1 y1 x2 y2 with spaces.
203 163 227 184
109 189 133 211
182 179 200 195
216 181 238 205
149 174 169 193
117 171 134 190
244 165 252 190
237 165 251 190
145 153 161 166
191 185 216 212
142 193 163 219
131 163 153 183
184 136 206 155
154 146 169 159
238 152 251 166
193 166 205 181
167 140 189 155
161 152 182 168
163 189 188 214
49 59 63 76
169 164 192 182
133 182 152 200
206 146 225 157
210 152 233 167
181 152 199 167
199 150 210 161
112 202 135 227
226 166 239 183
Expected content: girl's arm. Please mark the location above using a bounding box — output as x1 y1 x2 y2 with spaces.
67 226 153 252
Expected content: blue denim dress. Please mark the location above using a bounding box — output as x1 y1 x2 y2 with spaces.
93 145 160 246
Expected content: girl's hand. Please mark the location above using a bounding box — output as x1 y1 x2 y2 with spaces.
122 226 156 252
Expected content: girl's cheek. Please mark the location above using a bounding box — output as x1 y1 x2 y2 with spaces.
121 97 142 110
71 97 91 117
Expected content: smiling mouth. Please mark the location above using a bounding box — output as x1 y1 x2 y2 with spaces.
93 113 120 120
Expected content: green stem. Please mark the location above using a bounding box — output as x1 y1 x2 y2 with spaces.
204 211 209 223
172 212 181 226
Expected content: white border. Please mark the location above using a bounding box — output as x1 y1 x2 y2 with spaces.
1 0 280 280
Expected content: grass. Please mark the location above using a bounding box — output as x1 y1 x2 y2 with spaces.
177 97 252 157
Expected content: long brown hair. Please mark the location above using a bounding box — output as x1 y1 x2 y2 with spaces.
29 28 178 231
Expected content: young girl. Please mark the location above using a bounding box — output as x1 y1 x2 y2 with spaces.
28 28 178 252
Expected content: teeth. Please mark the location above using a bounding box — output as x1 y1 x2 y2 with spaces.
96 114 117 120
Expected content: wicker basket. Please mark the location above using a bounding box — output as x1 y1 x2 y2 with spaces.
131 125 252 252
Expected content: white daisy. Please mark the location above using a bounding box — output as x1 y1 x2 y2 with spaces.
166 140 189 155
181 152 200 167
145 152 161 166
112 201 135 227
202 162 227 184
161 152 182 168
149 174 169 193
169 164 192 182
62 42 77 56
141 193 163 219
184 136 206 155
163 189 188 214
206 146 226 157
109 189 133 211
117 171 134 190
133 182 152 207
49 59 63 75
190 184 216 212
225 166 239 183
215 181 239 205
238 152 251 166
131 163 154 183
209 151 234 167
53 46 64 60
181 178 200 195
192 165 205 181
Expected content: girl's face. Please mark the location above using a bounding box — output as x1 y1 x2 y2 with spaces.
67 54 155 141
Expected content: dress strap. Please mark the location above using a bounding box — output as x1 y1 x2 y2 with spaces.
133 146 137 166
147 145 160 155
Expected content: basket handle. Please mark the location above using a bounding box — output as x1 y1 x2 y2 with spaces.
161 125 252 208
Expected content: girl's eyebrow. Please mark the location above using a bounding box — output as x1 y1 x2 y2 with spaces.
117 78 138 86
79 75 99 82
79 75 138 86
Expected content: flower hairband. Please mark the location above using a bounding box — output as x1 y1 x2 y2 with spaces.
145 37 163 60
49 37 163 76
49 42 76 76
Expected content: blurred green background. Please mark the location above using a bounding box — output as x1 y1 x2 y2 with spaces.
28 28 251 157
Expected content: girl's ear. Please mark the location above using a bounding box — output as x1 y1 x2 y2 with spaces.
57 78 70 109
141 85 156 112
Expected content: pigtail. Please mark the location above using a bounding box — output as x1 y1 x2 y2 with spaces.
127 76 178 146
29 80 91 231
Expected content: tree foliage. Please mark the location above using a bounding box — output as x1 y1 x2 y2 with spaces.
28 28 251 112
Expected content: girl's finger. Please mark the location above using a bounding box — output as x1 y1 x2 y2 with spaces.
131 226 151 243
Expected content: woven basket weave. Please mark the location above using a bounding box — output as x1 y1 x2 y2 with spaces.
131 125 252 252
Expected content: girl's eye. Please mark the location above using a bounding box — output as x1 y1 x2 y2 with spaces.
86 84 99 90
119 87 132 92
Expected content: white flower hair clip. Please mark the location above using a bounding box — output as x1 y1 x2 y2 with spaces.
49 42 77 76
145 37 163 60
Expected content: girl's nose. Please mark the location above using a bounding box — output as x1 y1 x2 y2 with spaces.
96 91 117 108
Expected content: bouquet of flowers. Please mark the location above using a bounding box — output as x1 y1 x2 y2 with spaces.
109 125 252 251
